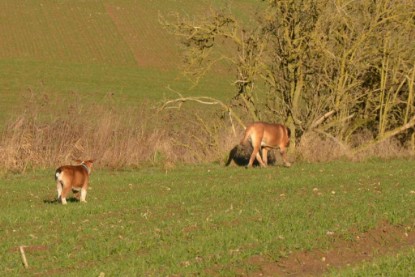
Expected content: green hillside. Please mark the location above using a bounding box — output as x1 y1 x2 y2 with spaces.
0 0 256 125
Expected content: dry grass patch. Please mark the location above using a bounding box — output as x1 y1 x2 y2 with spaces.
297 130 413 163
297 131 348 162
0 91 237 172
1 91 414 173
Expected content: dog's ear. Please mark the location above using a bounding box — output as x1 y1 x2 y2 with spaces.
83 159 95 167
73 159 82 164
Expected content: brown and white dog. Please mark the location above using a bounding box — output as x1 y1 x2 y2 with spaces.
55 159 94 205
240 122 291 168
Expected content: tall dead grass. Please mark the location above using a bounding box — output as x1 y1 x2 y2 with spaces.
0 91 236 172
297 131 412 163
1 91 412 173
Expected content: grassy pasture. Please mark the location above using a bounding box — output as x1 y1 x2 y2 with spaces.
0 58 233 127
1 1 415 275
1 160 415 276
0 59 232 102
0 0 256 125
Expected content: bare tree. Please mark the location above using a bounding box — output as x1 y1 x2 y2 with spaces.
160 7 267 122
313 0 415 149
161 0 415 153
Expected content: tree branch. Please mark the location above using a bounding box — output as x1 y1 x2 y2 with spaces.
352 115 415 154
160 87 245 135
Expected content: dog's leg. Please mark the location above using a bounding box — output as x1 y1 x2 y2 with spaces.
80 188 87 203
255 151 266 167
61 197 67 205
248 145 260 168
280 148 291 167
60 185 71 205
56 181 63 201
262 148 269 166
254 133 266 167
248 134 266 168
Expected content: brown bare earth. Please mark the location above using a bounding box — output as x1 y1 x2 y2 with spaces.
246 222 415 276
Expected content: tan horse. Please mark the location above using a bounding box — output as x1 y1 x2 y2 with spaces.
240 122 291 168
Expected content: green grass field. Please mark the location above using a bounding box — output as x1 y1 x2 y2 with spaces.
1 160 414 276
1 1 415 275
0 0 256 126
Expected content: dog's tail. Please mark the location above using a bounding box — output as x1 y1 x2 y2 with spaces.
240 125 253 146
55 168 64 187
225 145 239 166
55 168 62 180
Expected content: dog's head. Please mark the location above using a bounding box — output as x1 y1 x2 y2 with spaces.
74 159 95 173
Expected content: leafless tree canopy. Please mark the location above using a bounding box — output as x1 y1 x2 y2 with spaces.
161 0 415 152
